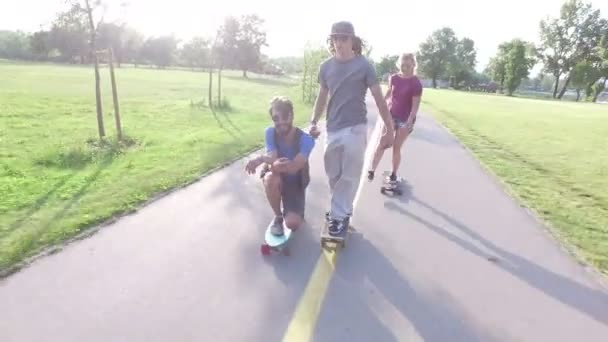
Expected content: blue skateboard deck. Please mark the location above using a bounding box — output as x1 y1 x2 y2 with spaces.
261 221 292 256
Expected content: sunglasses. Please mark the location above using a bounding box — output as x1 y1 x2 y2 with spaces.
329 35 351 42
271 111 292 122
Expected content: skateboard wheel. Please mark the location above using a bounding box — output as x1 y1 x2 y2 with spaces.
261 244 271 255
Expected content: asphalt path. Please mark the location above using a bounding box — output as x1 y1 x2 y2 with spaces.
1 97 607 342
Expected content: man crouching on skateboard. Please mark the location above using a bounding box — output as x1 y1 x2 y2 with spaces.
245 96 316 236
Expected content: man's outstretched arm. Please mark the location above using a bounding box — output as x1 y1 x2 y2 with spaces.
370 83 394 134
271 135 315 174
310 85 329 125
273 154 308 175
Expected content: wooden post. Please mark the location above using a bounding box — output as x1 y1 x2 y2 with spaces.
218 67 222 108
208 65 213 108
108 48 122 141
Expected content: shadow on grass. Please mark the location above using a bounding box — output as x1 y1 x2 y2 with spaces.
210 105 242 139
2 143 121 271
6 139 131 235
190 100 242 141
438 109 607 208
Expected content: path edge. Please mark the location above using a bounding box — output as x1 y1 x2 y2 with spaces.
424 109 608 287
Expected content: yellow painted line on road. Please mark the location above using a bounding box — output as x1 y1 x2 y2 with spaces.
282 118 382 342
282 248 339 342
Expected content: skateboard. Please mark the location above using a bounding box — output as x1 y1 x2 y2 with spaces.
380 173 404 196
320 214 354 250
261 221 293 256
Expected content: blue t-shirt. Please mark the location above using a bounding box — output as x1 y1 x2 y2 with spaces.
265 127 315 182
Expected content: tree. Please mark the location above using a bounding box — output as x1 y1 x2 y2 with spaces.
49 3 89 63
97 22 126 66
212 16 240 107
590 31 608 101
504 40 537 96
487 40 536 95
121 27 144 66
270 56 303 74
539 0 605 99
448 37 477 89
180 37 210 69
375 55 399 80
417 27 458 88
82 0 106 139
235 14 267 78
29 30 51 60
140 36 178 68
570 61 595 100
485 48 507 91
54 0 107 139
301 44 329 104
214 16 239 69
0 30 33 60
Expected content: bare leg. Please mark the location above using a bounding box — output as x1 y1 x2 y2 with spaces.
284 212 303 230
263 172 282 217
391 126 410 176
370 139 386 172
369 125 389 177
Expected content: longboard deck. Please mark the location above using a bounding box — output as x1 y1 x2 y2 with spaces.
261 221 292 256
320 219 354 249
380 172 405 196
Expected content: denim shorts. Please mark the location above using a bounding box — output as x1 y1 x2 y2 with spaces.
393 116 416 130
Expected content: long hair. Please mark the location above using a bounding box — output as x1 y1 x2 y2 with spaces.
268 96 294 116
396 52 417 73
327 36 366 56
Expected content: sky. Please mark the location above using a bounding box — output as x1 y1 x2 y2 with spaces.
3 0 608 73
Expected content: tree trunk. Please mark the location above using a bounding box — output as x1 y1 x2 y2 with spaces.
85 0 105 139
592 78 607 102
575 89 581 101
552 73 561 98
108 48 122 141
432 77 437 88
218 67 222 107
208 66 213 107
585 81 596 101
242 69 248 78
557 74 572 100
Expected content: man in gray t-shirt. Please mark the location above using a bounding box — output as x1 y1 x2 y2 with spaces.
318 54 377 132
309 21 395 236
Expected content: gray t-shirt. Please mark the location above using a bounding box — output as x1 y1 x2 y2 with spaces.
318 55 378 132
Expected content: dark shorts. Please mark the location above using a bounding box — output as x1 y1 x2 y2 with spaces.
281 179 305 217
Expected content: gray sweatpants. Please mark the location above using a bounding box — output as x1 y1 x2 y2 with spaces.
324 123 368 220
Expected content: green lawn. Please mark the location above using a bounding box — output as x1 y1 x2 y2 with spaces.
421 89 608 275
0 61 310 273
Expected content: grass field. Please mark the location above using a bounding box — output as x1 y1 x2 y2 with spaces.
0 61 310 273
421 89 608 275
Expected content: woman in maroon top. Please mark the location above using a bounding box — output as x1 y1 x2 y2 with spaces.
368 53 423 182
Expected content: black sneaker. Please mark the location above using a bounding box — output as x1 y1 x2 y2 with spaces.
367 170 375 180
389 173 397 182
337 216 350 235
328 218 341 236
